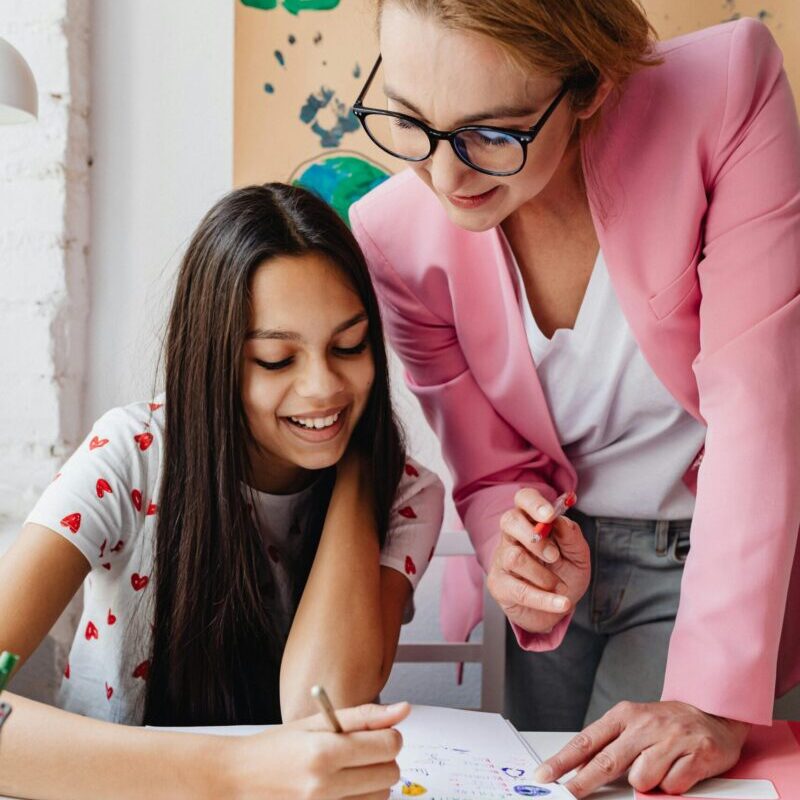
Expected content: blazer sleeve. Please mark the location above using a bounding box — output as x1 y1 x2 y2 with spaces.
351 201 573 652
660 18 800 724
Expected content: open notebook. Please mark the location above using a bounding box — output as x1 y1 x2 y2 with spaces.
389 705 576 799
152 704 576 799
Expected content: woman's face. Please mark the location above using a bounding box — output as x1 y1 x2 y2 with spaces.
378 5 578 232
241 252 375 493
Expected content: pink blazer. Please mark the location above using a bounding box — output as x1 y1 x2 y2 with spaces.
351 18 800 725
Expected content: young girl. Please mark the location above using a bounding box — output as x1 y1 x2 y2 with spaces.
0 183 444 799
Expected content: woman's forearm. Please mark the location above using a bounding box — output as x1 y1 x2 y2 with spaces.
280 460 386 721
0 692 231 800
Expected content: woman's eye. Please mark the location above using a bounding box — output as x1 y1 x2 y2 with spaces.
256 357 293 371
333 339 369 357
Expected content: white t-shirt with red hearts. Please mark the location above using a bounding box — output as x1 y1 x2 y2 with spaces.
25 399 444 725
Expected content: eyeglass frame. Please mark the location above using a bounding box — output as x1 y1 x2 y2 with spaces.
352 55 571 177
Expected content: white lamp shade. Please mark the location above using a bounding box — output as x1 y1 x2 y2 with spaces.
0 37 38 124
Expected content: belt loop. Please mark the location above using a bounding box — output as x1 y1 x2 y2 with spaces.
654 519 669 556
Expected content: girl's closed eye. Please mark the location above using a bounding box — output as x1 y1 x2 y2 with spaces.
333 337 369 356
257 355 294 371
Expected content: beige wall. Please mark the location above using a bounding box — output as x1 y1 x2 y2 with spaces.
234 0 798 202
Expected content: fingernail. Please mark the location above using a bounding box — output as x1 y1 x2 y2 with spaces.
538 503 553 518
552 596 568 611
386 702 407 713
534 765 553 783
543 544 559 562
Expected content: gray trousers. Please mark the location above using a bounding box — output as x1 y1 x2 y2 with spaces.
505 511 691 732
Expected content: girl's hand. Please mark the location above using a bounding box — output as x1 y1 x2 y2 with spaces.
533 701 750 798
486 488 590 634
224 702 410 800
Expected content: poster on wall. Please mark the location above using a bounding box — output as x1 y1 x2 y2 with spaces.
234 0 798 223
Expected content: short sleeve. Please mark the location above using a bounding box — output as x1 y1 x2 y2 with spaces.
25 405 160 570
380 458 445 590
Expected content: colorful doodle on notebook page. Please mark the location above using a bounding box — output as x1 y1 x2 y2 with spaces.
235 0 395 224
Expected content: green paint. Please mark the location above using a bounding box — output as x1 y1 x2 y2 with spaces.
293 154 390 224
283 0 340 14
241 0 339 11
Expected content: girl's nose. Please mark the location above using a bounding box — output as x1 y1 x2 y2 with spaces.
294 356 344 400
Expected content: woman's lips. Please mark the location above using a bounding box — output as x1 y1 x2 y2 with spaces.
446 186 500 209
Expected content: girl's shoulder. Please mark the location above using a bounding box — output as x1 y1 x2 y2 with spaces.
24 398 167 570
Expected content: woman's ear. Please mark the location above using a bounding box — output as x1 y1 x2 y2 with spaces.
575 76 614 121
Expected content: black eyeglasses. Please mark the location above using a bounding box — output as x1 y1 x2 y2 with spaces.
353 55 570 177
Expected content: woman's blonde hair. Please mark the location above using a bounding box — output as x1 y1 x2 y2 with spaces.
376 0 661 113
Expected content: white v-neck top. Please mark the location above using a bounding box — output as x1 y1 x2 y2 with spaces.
512 246 706 519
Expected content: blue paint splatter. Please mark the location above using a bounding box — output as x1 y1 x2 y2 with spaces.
264 83 275 93
299 87 360 148
353 63 361 79
275 50 285 67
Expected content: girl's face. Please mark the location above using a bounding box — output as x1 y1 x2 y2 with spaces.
241 252 375 493
378 5 585 232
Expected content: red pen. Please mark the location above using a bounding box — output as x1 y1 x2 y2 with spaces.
532 491 577 541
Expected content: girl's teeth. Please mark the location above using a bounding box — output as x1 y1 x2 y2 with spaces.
290 412 340 430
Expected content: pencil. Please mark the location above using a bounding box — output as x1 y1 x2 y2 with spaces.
310 685 344 733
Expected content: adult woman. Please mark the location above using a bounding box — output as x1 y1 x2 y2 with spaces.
0 183 444 798
349 0 800 796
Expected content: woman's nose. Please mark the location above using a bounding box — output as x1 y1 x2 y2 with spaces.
427 140 473 196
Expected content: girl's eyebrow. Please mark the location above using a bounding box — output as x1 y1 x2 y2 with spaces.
247 311 368 341
383 86 536 126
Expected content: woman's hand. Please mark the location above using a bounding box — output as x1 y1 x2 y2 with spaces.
224 702 410 800
533 701 750 797
486 488 590 634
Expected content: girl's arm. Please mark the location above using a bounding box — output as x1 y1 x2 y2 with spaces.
0 524 407 800
280 453 410 721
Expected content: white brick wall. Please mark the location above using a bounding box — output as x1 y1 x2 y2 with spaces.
0 0 90 537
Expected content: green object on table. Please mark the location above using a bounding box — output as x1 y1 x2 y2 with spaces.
0 651 19 692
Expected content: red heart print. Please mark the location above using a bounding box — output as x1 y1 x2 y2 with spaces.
110 540 125 553
64 662 70 679
405 463 420 477
267 544 280 563
102 563 111 570
85 620 99 640
96 478 112 499
132 660 150 680
89 436 109 450
428 546 435 562
404 555 417 575
398 506 417 520
131 573 149 591
134 432 153 451
149 402 163 411
107 608 117 626
60 513 82 534
99 538 107 558
146 502 158 516
52 472 62 481
131 489 143 511
105 682 113 700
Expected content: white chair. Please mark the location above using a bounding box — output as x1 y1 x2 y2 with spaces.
395 529 507 712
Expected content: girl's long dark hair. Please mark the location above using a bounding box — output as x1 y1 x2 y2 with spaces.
143 184 406 726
